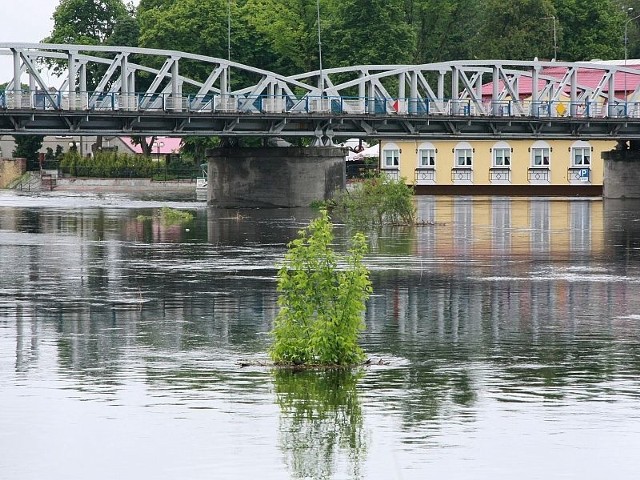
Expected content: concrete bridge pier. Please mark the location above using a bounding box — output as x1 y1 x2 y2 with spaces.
205 147 346 207
603 143 640 198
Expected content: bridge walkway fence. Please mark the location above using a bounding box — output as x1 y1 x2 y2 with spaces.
0 89 637 120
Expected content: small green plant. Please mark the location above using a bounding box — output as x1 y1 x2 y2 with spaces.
159 207 194 224
331 173 416 228
270 210 372 366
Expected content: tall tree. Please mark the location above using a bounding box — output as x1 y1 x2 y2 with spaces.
13 136 44 171
105 14 140 47
554 0 628 61
241 0 325 73
323 0 416 67
408 0 485 63
44 0 130 45
475 0 557 60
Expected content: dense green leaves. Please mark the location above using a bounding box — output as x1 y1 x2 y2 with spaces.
45 0 640 73
270 210 371 366
12 136 44 171
44 0 130 45
60 150 156 177
476 0 557 60
331 174 417 229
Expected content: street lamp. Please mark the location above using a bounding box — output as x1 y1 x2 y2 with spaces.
316 0 323 93
624 10 640 64
227 0 231 88
624 9 640 103
542 16 557 60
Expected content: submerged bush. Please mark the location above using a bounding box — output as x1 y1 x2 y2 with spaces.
160 207 193 224
330 174 416 228
270 210 371 366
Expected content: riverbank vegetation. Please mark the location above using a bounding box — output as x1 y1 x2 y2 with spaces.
270 210 371 367
59 150 199 180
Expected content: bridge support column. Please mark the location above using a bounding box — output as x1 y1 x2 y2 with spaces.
206 147 346 207
603 146 640 198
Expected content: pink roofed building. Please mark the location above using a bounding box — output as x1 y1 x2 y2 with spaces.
481 61 640 100
119 137 183 157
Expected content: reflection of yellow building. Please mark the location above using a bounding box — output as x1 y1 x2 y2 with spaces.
410 197 604 259
379 138 608 195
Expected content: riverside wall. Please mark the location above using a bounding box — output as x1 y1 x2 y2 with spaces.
0 158 26 188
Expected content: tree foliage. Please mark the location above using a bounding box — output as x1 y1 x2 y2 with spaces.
13 136 44 171
270 210 371 366
41 0 640 75
44 0 130 45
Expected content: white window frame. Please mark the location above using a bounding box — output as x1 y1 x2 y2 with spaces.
531 141 551 167
532 148 550 167
571 143 591 167
382 143 400 168
418 147 436 167
493 146 511 167
454 142 473 168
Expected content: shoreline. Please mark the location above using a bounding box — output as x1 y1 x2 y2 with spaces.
54 177 199 192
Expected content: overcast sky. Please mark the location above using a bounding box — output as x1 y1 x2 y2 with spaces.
1 0 57 84
0 0 138 85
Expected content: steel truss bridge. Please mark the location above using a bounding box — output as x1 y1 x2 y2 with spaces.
3 43 640 142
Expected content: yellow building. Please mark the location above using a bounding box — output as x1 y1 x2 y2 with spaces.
375 61 640 196
379 137 610 195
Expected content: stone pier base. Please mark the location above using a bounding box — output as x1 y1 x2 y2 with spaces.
206 147 346 207
603 149 640 198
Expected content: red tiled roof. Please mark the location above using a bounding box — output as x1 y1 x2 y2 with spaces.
481 61 640 97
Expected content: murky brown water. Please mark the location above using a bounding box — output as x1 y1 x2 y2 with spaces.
2 191 640 479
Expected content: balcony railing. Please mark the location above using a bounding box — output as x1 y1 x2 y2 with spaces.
451 168 473 183
567 167 591 183
381 168 400 181
489 167 511 183
414 167 436 184
528 167 550 183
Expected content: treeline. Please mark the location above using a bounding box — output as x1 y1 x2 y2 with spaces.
46 0 640 78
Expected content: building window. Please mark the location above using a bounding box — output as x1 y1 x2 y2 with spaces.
572 146 591 166
494 147 511 167
418 148 436 167
455 148 473 167
383 148 400 168
532 147 550 167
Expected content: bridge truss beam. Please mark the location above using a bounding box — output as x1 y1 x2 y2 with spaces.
2 43 640 140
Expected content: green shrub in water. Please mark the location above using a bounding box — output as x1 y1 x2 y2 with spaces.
270 210 372 366
160 207 193 224
330 173 416 228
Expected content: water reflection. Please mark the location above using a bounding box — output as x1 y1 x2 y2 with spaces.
3 193 640 478
274 368 366 479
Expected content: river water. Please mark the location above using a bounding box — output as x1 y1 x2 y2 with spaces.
1 190 640 479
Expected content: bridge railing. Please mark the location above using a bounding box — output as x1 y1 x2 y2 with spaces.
4 89 640 120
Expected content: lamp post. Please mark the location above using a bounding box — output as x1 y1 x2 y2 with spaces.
316 0 323 94
542 16 557 60
227 0 231 88
624 10 640 103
